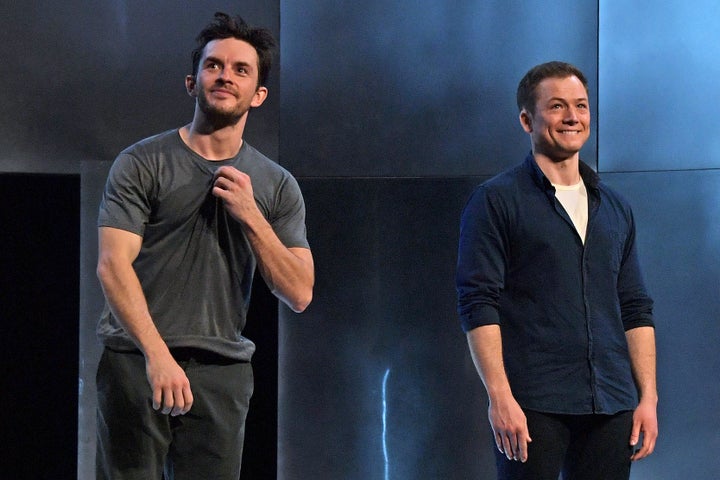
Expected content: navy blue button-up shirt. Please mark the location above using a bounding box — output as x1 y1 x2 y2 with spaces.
456 154 654 415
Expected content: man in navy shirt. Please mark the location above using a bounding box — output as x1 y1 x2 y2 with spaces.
456 61 657 480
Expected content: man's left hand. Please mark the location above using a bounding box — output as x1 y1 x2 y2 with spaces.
630 399 658 460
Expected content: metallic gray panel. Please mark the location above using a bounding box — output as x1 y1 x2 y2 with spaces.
279 178 495 479
0 0 279 165
78 161 112 479
281 0 598 177
603 170 720 479
280 171 720 479
599 1 720 171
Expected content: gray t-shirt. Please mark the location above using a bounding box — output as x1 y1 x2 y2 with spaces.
97 129 309 361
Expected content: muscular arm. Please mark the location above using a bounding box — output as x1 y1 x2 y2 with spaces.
240 220 314 313
467 325 531 462
212 166 314 312
96 226 193 415
625 326 658 460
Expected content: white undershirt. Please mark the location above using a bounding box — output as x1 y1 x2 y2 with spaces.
553 180 588 243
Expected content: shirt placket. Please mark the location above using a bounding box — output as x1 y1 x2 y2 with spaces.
584 190 602 412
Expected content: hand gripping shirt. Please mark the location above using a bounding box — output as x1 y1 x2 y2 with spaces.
97 129 309 361
456 154 654 414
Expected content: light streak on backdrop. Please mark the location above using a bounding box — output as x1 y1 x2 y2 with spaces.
382 368 390 480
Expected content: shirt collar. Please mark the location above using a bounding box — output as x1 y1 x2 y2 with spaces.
523 152 600 192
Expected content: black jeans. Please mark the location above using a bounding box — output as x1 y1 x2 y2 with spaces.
96 347 254 480
495 409 634 480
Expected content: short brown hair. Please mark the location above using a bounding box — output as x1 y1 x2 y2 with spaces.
516 61 588 113
191 12 277 88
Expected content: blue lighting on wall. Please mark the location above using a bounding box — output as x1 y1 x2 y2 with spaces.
599 0 720 171
382 368 390 480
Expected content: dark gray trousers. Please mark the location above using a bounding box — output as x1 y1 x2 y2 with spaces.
96 347 253 480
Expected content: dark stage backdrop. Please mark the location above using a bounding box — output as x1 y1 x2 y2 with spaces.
1 1 718 479
278 1 719 479
597 2 720 478
0 174 80 479
277 1 597 478
1 1 281 479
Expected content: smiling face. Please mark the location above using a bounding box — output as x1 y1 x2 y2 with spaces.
519 75 590 163
186 37 268 125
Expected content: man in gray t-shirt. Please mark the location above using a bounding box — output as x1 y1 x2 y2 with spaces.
95 13 314 480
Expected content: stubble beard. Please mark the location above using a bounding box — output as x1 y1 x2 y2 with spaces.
197 90 249 129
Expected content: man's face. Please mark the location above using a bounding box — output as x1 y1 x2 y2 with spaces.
187 38 267 123
520 75 590 162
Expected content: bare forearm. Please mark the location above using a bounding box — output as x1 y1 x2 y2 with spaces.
467 325 513 399
211 166 314 311
626 326 658 404
97 258 169 359
467 324 531 462
626 326 659 459
242 212 314 312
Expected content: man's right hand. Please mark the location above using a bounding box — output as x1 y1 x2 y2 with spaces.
466 326 532 463
145 353 194 416
98 226 195 416
488 393 532 463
